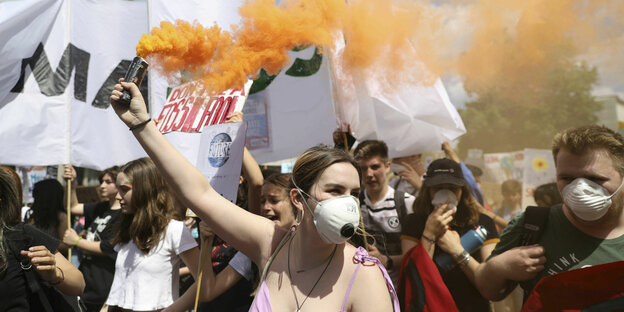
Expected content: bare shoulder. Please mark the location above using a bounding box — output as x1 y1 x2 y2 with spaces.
342 244 394 312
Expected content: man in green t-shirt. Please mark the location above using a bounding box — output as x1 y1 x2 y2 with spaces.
474 125 624 305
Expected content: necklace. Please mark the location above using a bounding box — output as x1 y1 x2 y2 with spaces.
287 237 337 312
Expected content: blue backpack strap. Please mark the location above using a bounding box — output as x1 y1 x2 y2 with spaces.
519 206 550 246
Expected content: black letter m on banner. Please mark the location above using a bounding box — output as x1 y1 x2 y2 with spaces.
11 43 90 102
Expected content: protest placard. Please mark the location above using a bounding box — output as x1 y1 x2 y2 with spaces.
521 149 556 208
186 122 247 217
156 81 252 134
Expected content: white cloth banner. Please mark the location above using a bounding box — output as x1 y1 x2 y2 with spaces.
0 0 147 170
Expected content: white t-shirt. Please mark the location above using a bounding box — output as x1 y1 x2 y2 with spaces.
106 219 197 311
229 251 254 281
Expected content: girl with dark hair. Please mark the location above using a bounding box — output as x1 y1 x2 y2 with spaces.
0 167 85 310
30 178 69 255
110 81 398 312
62 164 121 312
105 158 202 312
401 158 499 311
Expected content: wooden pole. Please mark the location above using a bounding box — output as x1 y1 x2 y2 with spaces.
66 178 72 259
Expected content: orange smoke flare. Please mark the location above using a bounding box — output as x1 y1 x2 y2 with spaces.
136 0 624 99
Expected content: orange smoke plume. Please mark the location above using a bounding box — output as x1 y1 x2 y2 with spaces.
136 0 624 98
136 0 431 94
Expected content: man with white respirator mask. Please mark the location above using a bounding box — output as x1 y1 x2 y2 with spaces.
475 125 624 309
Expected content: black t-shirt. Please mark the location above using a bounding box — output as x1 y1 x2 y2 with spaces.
79 201 120 305
402 213 499 312
0 223 60 312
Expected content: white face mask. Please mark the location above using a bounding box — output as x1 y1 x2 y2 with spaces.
295 187 360 244
431 189 458 213
562 178 624 221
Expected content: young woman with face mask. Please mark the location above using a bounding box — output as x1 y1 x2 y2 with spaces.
400 158 500 312
110 81 398 312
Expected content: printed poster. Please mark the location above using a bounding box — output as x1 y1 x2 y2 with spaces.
243 91 271 152
483 151 525 184
522 149 556 208
188 122 247 216
156 81 252 134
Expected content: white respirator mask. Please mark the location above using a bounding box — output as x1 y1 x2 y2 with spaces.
431 188 459 213
292 179 360 244
562 178 624 221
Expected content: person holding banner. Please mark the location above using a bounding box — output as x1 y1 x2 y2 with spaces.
110 80 398 312
62 164 121 312
105 158 203 312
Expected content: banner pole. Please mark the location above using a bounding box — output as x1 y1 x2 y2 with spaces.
66 178 72 260
194 221 209 311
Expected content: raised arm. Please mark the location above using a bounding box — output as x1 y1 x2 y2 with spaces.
110 80 274 264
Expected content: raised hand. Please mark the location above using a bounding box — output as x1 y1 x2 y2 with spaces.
394 160 423 190
423 204 455 241
110 78 150 129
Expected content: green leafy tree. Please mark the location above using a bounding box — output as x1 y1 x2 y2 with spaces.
457 61 600 154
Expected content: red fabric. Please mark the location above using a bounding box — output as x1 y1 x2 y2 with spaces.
397 242 458 312
522 260 624 312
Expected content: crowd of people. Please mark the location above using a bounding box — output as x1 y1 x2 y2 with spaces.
0 79 623 312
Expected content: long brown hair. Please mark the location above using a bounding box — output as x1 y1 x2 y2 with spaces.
111 158 181 254
412 183 480 235
0 167 21 272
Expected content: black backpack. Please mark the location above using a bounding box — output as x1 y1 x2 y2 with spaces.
519 206 551 246
7 225 86 312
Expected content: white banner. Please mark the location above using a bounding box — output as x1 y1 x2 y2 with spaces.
0 0 147 170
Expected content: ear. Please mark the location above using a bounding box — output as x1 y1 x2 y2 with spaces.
289 188 305 214
384 161 391 174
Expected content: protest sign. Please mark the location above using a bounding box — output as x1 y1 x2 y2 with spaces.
156 81 251 134
187 122 247 217
482 151 525 184
521 149 556 208
17 166 51 204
